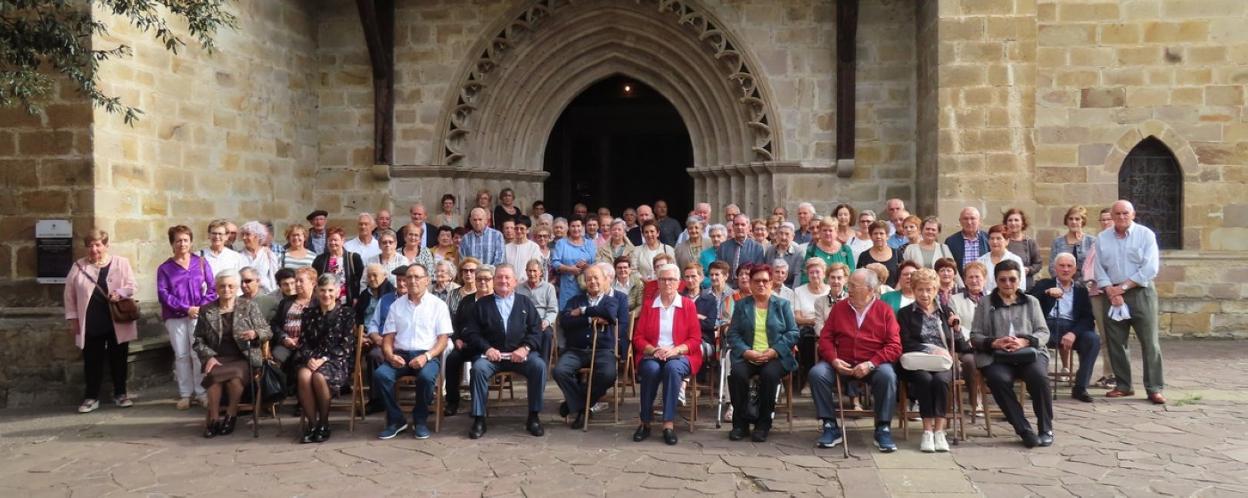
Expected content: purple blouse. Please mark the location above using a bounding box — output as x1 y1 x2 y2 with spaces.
157 255 218 320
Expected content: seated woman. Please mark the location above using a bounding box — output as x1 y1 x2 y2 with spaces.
632 264 702 445
725 264 799 443
970 260 1052 448
897 269 970 453
294 273 357 444
192 269 270 438
881 260 921 312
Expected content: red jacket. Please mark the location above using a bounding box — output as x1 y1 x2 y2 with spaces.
632 295 703 374
817 298 901 367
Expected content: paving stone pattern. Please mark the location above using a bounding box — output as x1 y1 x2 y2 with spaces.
1 341 1245 497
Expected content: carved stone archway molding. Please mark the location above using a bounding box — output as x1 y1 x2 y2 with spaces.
434 0 782 170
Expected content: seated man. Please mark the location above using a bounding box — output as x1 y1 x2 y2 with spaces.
461 264 547 438
372 263 451 440
1030 252 1101 403
810 268 902 452
553 265 619 429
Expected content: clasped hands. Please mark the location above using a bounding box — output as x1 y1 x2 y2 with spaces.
742 348 776 366
832 358 875 379
485 346 529 363
388 351 429 369
992 336 1030 352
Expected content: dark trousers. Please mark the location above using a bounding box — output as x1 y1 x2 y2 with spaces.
470 356 547 417
537 327 554 363
981 358 1052 435
372 350 440 426
365 346 386 407
552 348 617 413
903 368 952 418
84 334 129 399
637 357 691 423
444 348 469 404
728 358 785 431
1046 317 1102 394
795 331 817 394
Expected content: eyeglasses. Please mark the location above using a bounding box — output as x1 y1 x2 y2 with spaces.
242 279 256 284
209 231 227 237
751 278 771 284
461 267 477 273
996 276 1019 283
657 277 679 283
380 240 396 244
475 277 491 282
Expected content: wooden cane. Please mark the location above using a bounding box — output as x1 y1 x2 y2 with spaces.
583 320 601 432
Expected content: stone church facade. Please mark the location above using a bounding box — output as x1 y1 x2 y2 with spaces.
0 0 1245 406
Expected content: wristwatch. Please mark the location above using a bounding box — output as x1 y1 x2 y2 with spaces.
424 352 433 362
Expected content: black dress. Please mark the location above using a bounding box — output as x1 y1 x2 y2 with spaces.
84 264 116 338
295 305 356 392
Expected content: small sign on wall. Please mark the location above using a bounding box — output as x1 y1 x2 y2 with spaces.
36 220 73 284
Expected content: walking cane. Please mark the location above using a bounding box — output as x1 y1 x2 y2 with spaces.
583 321 601 432
833 372 853 459
244 339 260 438
939 304 962 445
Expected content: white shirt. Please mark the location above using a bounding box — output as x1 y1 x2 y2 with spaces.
976 250 1026 294
241 247 279 294
364 252 410 288
345 236 381 263
200 247 246 278
1094 222 1160 288
504 240 544 284
652 294 682 348
383 292 453 351
793 284 829 321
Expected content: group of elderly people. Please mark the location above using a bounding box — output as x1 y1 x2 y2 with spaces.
65 191 1165 452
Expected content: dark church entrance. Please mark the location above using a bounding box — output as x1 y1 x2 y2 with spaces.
543 75 694 220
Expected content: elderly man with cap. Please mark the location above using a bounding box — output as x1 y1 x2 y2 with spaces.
305 209 329 255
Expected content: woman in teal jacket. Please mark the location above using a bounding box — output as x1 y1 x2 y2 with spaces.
725 264 799 443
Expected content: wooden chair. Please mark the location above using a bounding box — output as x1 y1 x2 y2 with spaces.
1047 345 1076 400
617 309 640 397
564 321 622 430
897 377 965 441
396 346 451 433
681 374 699 432
976 374 1029 438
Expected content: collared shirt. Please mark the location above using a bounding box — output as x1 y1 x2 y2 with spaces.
1051 280 1075 321
963 236 982 266
504 240 544 284
495 292 516 334
765 243 803 287
200 247 245 278
716 238 765 285
848 297 876 328
1094 222 1160 289
460 228 505 266
887 233 909 250
308 230 327 255
383 292 453 351
344 236 381 263
367 291 400 335
652 294 682 348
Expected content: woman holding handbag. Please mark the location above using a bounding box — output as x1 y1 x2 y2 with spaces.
970 259 1052 449
897 269 970 453
64 230 138 413
158 225 218 410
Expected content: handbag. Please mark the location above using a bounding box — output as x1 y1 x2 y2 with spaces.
258 359 287 401
900 351 953 372
77 262 141 323
993 347 1039 365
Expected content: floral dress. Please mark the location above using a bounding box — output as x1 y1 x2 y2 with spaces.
295 304 356 392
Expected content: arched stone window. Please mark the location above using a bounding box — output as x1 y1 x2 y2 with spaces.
1118 137 1183 249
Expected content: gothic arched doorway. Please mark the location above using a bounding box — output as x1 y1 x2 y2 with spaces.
543 75 693 218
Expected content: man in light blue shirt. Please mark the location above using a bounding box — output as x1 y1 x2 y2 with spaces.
460 207 505 265
1094 200 1165 404
716 214 765 287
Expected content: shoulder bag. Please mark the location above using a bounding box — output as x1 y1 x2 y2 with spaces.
77 262 141 323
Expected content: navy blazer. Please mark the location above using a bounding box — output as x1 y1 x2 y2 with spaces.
1029 278 1095 336
726 295 799 372
462 292 542 355
558 292 620 352
945 230 989 273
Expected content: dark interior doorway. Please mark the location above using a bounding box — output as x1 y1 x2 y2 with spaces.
543 75 694 220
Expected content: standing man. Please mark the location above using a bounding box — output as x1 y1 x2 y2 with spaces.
794 203 816 245
654 200 683 246
716 214 766 286
627 205 655 246
765 222 803 287
373 263 452 440
374 209 393 238
553 265 619 429
398 203 438 250
1095 200 1165 404
345 213 381 262
461 264 547 438
884 198 906 236
946 207 988 273
306 210 329 255
460 207 505 266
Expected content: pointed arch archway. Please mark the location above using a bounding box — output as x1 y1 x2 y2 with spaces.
434 0 782 180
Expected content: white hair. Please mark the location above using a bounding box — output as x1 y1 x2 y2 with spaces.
215 269 241 287
595 262 615 282
435 259 457 274
538 213 554 224
358 212 375 223
656 263 680 279
239 221 268 238
686 215 705 226
1053 252 1077 265
797 202 815 213
780 222 796 232
852 268 880 290
771 258 789 270
708 224 727 236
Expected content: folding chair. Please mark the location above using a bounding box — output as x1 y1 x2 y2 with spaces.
1047 345 1075 400
976 374 1030 438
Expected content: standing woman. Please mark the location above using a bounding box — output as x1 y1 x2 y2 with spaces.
157 225 217 410
832 204 857 245
432 225 460 266
281 225 315 269
725 264 799 442
312 227 365 307
465 189 494 228
1050 205 1095 282
803 218 854 285
977 224 1025 294
366 228 410 288
673 216 705 272
858 221 901 287
64 229 138 413
634 220 676 282
435 194 460 229
294 273 357 443
699 224 728 288
192 270 270 438
632 264 702 445
597 218 638 268
1002 208 1042 289
493 188 522 227
239 221 280 294
400 223 434 271
903 217 955 270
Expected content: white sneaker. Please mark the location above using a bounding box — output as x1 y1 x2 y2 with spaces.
920 431 936 453
589 402 608 414
723 405 733 422
934 431 950 452
78 399 99 413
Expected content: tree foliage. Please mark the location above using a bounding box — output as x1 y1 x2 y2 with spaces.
0 0 235 124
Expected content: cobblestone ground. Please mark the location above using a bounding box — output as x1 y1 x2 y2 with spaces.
2 341 1246 497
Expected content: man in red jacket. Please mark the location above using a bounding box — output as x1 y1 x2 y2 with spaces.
809 268 902 452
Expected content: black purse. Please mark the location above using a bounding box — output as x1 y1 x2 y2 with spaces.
258 359 287 401
993 347 1039 365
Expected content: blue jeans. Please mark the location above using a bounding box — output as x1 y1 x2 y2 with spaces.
372 350 440 427
810 361 897 427
470 356 547 417
637 357 691 423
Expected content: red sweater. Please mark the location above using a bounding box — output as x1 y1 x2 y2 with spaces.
632 295 703 375
817 298 901 367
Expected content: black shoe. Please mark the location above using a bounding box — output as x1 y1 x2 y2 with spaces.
751 427 770 443
219 415 237 435
662 428 678 446
729 426 749 441
312 424 331 443
571 412 586 430
202 422 217 439
1038 431 1054 447
559 401 570 418
1020 430 1039 448
443 399 459 417
1072 390 1094 403
300 427 316 444
633 424 651 442
526 412 545 437
469 417 486 439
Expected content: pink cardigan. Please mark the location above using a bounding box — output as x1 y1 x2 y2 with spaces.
64 256 138 349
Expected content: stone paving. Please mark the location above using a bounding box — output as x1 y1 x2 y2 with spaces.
2 341 1246 497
